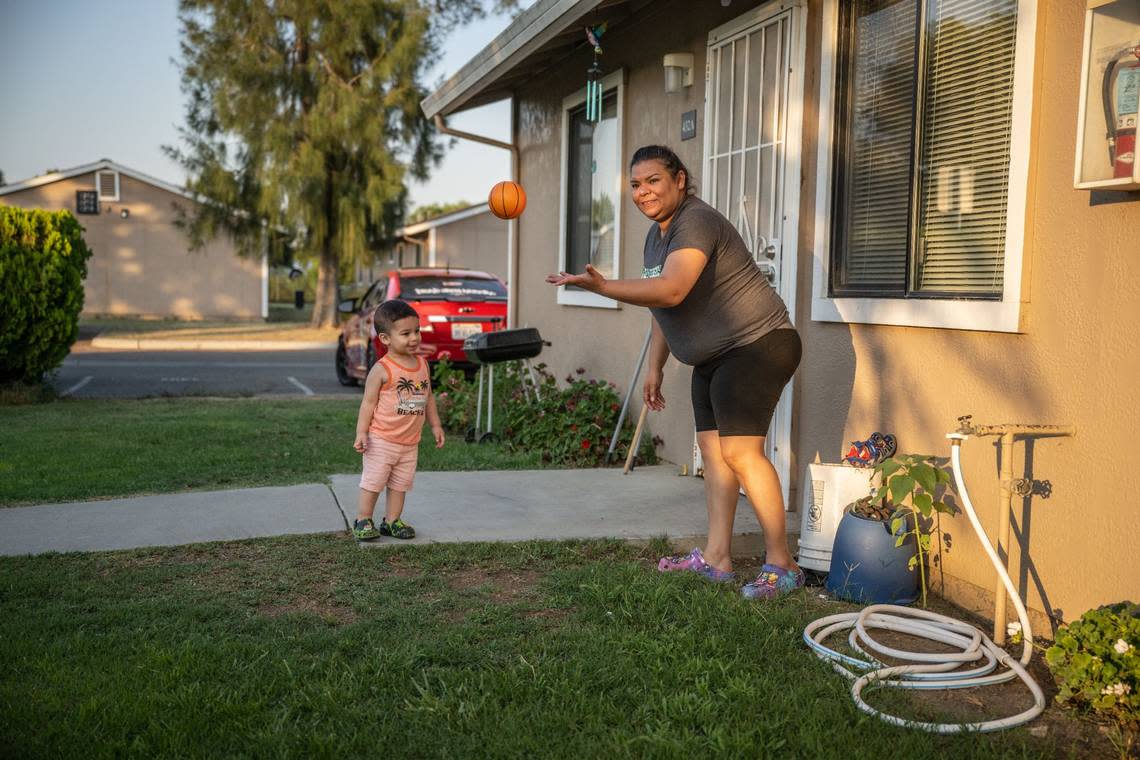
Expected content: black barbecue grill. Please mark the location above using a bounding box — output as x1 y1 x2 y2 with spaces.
460 327 547 443
462 327 545 364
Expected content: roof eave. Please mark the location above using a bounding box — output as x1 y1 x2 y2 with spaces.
421 0 603 119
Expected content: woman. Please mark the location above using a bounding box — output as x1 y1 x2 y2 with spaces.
546 144 803 599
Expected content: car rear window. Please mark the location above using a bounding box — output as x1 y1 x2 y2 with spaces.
400 277 506 301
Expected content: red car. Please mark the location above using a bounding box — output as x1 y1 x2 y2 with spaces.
335 267 507 385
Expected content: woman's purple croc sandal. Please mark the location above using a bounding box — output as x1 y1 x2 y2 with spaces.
741 563 805 599
657 547 736 583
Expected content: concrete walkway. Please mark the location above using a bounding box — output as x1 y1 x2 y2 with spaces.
0 466 774 557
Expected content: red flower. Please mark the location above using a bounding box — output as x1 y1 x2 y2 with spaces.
570 424 578 431
610 403 619 412
581 439 592 450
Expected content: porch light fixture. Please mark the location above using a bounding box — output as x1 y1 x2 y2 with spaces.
663 53 694 94
120 208 130 219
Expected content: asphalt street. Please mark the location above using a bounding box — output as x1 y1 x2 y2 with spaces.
54 346 361 399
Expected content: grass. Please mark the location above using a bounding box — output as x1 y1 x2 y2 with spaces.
0 398 544 506
79 304 332 342
0 535 1083 759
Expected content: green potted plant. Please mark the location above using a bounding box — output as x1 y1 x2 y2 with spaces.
826 454 954 607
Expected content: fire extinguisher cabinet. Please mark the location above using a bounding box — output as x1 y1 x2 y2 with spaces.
1075 0 1140 191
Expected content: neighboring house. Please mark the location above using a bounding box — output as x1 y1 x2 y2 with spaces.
352 204 510 288
423 0 1140 629
0 159 266 319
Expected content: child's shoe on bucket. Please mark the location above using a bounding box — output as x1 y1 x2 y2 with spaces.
741 563 805 600
380 517 415 540
656 548 736 583
352 518 381 541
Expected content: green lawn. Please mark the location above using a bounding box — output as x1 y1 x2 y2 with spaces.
0 398 543 506
0 536 1079 759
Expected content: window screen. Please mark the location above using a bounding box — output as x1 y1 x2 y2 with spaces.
565 90 619 285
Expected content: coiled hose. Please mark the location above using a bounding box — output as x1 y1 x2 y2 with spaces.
801 434 1046 733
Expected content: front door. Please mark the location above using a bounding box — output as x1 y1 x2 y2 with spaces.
700 2 806 508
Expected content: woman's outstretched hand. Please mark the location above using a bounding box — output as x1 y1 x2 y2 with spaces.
545 263 605 293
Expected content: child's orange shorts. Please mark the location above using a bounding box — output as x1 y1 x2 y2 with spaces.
360 433 419 492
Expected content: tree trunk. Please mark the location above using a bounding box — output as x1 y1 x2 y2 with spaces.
311 241 339 328
311 166 338 328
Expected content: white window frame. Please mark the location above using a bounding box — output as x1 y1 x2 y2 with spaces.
96 170 120 202
557 68 625 309
810 0 1038 333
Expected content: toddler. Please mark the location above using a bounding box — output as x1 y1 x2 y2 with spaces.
352 299 444 540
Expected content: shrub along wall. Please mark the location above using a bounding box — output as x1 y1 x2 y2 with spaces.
0 208 92 383
433 361 659 468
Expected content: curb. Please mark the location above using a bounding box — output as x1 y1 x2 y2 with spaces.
91 337 338 351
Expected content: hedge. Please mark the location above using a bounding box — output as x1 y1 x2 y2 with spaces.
0 207 93 383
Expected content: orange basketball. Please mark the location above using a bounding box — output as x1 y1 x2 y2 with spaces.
487 180 527 220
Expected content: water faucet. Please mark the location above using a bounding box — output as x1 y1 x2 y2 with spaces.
956 415 976 435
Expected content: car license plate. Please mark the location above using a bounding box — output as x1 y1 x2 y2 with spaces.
452 322 483 340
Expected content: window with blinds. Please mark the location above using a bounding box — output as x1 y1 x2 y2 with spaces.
830 0 1018 299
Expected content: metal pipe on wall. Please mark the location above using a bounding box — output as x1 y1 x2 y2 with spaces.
954 417 1074 644
432 113 519 328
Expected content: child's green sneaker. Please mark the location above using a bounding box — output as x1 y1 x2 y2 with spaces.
352 518 381 541
380 517 415 539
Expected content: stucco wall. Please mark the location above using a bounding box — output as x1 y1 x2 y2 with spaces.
1 172 263 319
509 0 1138 625
515 0 770 471
792 0 1140 628
431 211 509 280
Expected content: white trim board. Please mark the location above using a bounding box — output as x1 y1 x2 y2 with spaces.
809 0 1037 334
0 159 196 202
556 68 625 310
397 204 491 236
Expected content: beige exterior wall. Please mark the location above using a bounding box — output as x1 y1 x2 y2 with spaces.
515 0 754 473
793 0 1140 629
1 172 264 319
511 0 1139 625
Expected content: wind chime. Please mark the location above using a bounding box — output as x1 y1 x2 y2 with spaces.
584 23 607 123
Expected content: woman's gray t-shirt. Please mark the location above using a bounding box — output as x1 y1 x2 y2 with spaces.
642 195 792 366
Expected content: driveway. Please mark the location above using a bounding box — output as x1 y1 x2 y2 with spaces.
55 345 360 399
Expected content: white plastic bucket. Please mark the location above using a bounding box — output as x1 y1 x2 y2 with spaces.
798 463 874 572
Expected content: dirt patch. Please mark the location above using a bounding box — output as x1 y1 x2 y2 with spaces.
519 607 574 623
257 597 357 625
445 567 543 603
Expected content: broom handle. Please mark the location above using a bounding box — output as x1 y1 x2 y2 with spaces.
623 405 649 474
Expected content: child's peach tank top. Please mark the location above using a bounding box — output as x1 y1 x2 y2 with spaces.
369 355 431 445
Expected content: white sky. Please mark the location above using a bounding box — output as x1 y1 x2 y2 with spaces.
0 0 517 209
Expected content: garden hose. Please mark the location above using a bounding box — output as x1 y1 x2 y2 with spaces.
802 433 1046 733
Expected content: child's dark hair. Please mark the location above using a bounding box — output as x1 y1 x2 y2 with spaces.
374 299 419 335
630 145 697 195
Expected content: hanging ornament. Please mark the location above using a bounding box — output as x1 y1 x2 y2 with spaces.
584 24 607 123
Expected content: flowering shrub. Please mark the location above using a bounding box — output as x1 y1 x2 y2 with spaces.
1045 601 1139 731
432 360 658 468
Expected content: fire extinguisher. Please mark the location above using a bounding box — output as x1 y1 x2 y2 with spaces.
1103 44 1140 179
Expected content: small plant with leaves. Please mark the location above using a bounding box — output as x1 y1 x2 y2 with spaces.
1044 602 1139 757
849 454 955 607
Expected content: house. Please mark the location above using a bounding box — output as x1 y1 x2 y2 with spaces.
0 159 266 319
422 0 1140 630
349 204 510 288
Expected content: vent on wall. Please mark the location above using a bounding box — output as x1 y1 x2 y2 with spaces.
96 170 119 201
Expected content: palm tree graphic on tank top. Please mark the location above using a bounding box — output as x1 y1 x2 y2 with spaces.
394 376 427 416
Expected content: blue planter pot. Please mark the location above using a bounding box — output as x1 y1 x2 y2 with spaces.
825 511 919 605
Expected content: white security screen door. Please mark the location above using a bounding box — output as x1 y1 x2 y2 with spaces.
700 2 806 508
